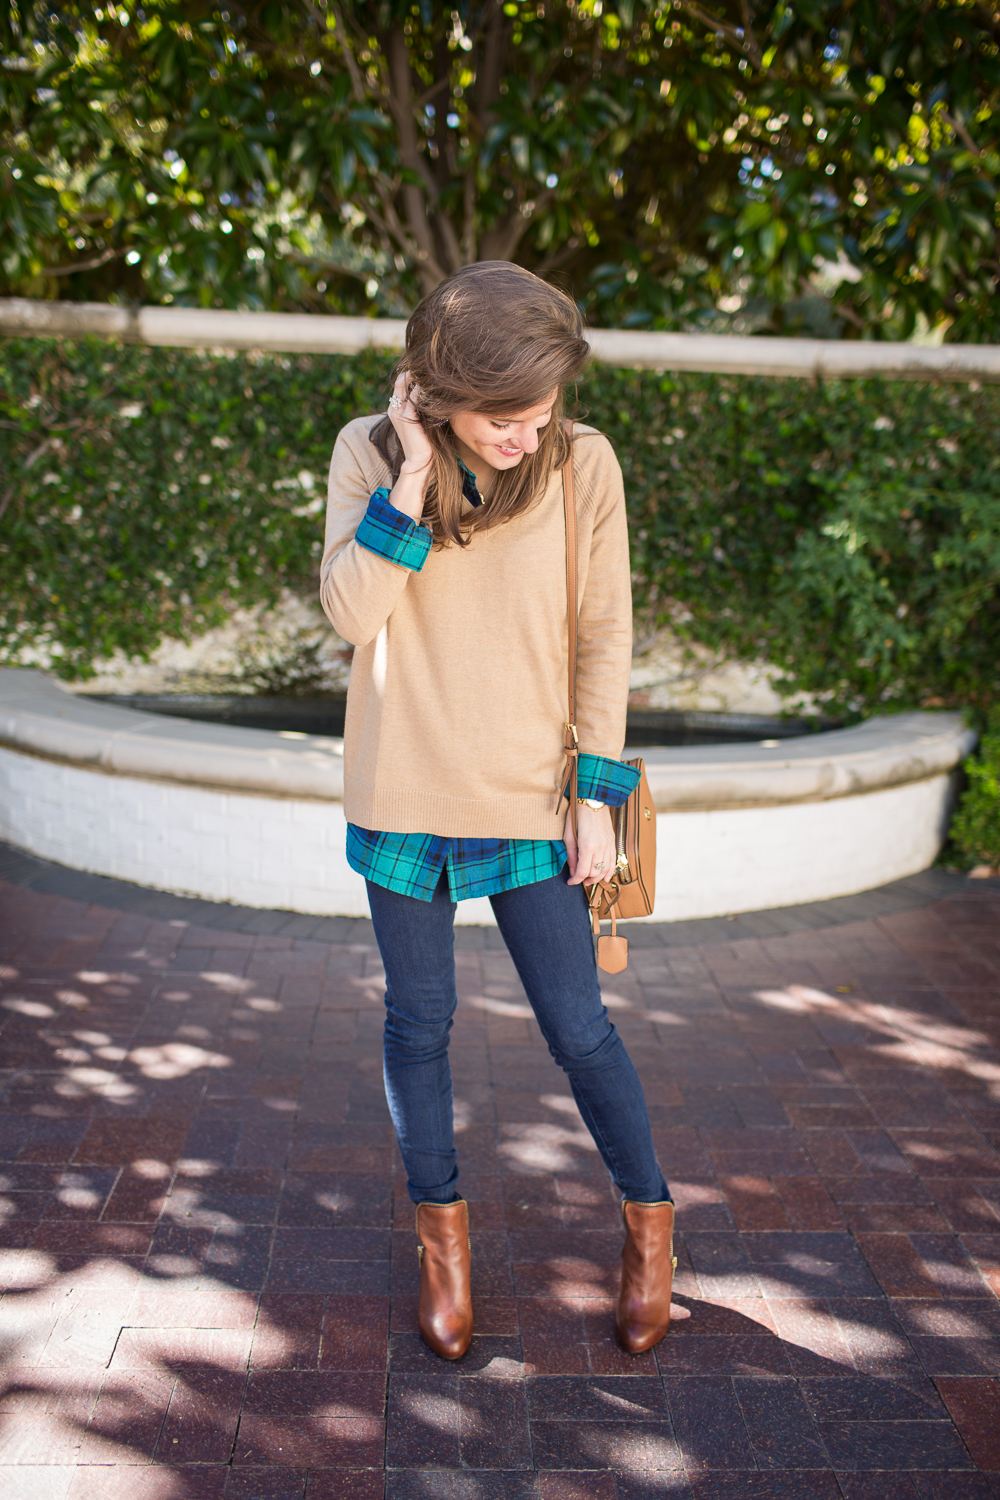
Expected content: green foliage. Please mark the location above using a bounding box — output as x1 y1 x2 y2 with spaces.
2 1 998 338
950 710 1000 869
0 336 389 673
594 367 1000 714
1 337 998 721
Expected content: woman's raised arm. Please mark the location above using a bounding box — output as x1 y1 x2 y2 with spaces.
319 419 432 647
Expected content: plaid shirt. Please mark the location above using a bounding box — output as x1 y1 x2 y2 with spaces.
350 481 640 902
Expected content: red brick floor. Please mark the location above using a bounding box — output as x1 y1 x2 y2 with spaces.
1 876 999 1499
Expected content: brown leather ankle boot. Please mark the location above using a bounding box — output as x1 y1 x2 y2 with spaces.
415 1198 473 1361
615 1199 677 1355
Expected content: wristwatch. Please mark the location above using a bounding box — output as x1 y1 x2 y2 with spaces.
578 798 606 810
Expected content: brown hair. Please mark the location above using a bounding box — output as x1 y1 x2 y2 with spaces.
369 261 590 545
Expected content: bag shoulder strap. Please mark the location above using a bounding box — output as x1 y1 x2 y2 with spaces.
562 420 627 971
562 418 579 844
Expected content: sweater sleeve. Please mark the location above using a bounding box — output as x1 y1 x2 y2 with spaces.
574 435 634 760
319 420 431 647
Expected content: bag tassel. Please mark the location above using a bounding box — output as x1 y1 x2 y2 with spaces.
589 883 628 974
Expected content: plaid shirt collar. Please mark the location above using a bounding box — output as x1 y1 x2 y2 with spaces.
457 456 483 508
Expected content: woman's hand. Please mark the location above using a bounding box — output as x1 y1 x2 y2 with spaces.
565 802 616 888
387 371 435 522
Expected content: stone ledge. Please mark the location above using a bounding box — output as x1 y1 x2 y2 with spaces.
638 712 976 810
0 669 974 809
0 669 344 800
4 298 1000 380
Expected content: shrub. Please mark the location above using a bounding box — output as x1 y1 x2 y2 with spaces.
1 336 998 718
589 367 1000 717
0 338 388 677
949 711 1000 871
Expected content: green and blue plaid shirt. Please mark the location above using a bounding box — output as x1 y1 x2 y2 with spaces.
347 481 640 902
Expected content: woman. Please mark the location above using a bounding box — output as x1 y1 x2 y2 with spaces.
320 261 674 1362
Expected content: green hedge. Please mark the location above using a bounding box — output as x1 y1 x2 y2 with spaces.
1 337 998 717
950 708 1000 871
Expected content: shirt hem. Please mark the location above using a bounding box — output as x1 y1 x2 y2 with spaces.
348 835 569 902
347 842 437 901
445 844 567 902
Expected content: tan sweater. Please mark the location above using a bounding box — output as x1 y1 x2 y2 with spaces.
319 414 633 839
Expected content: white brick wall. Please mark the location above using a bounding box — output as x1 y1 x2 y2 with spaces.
0 747 369 916
0 745 957 923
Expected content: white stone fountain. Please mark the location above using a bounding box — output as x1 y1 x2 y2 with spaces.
0 668 974 924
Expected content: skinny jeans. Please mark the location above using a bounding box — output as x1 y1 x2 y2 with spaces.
366 866 670 1206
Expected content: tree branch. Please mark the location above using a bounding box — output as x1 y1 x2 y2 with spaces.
285 253 371 282
42 245 125 276
462 168 475 264
479 189 556 263
333 186 415 266
939 110 986 158
383 27 463 280
415 76 451 109
327 2 369 103
739 0 763 69
533 238 585 278
937 109 996 184
679 1 765 70
476 0 509 125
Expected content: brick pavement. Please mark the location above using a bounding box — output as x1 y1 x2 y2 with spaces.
0 867 999 1499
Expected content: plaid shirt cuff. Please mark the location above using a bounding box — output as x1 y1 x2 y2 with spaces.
576 753 641 808
355 488 433 572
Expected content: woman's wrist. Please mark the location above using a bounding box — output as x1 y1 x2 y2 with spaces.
399 455 432 476
390 463 432 523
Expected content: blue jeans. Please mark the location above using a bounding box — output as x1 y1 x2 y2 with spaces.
366 867 670 1206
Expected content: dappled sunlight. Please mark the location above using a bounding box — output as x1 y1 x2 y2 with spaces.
452 1096 474 1131
596 992 634 1011
158 1192 243 1232
1 997 56 1019
396 1386 461 1429
0 963 243 1104
0 1250 310 1473
1 862 998 1486
899 1303 996 1337
464 994 534 1019
754 982 1000 1084
500 1120 598 1172
535 1256 616 1300
669 1179 727 1209
127 1043 232 1080
578 1424 680 1476
337 972 389 1006
539 1093 584 1119
235 1408 382 1465
53 1066 137 1102
159 974 249 1001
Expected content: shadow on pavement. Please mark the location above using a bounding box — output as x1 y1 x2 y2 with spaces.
0 876 999 1498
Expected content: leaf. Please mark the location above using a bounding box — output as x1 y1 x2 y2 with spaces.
737 201 773 233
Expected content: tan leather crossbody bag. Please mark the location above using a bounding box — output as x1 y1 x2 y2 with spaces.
561 423 656 975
